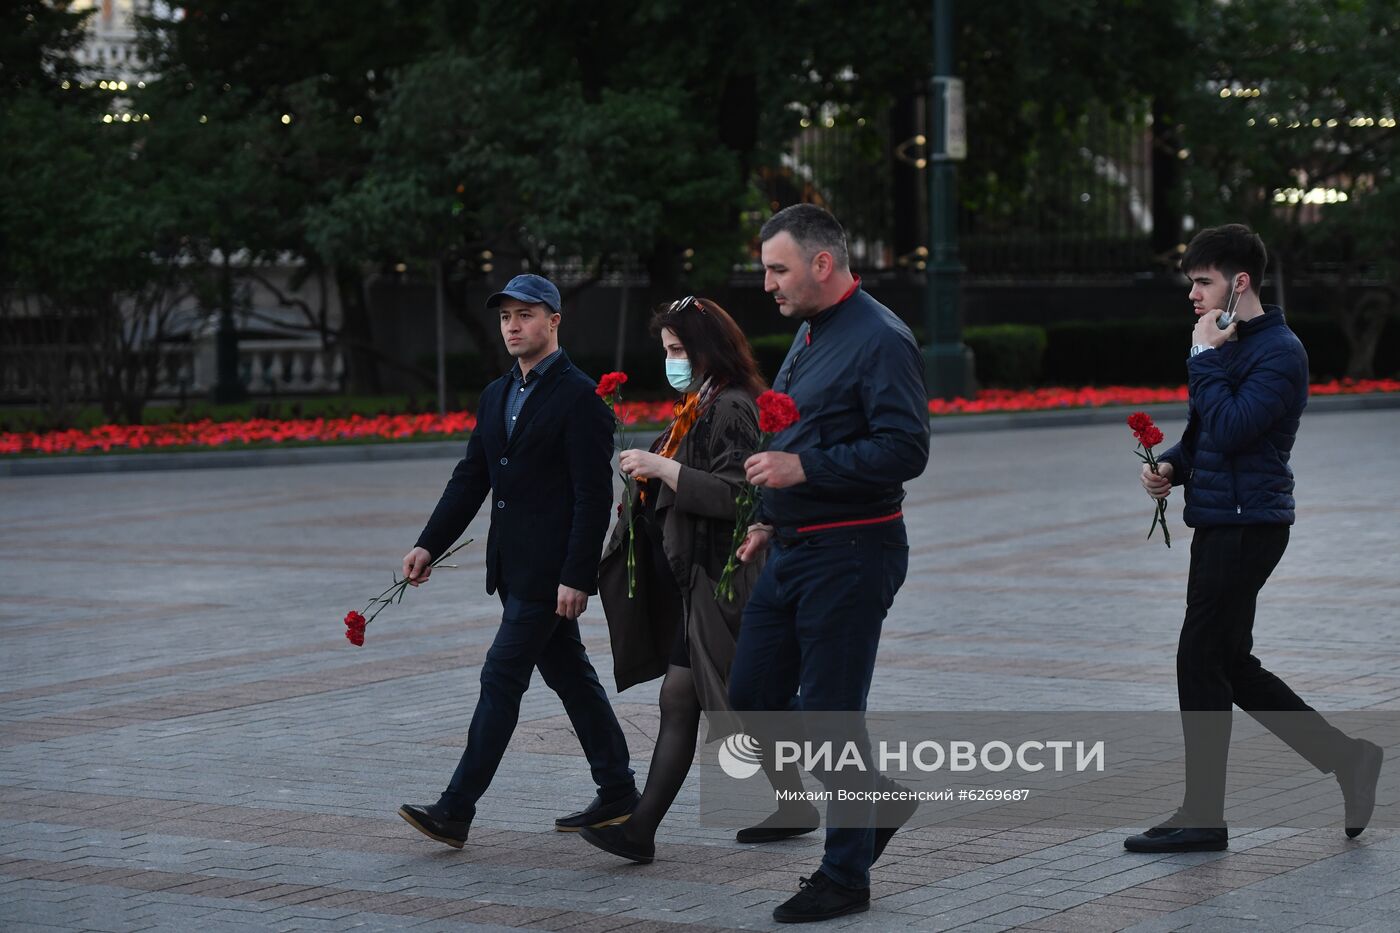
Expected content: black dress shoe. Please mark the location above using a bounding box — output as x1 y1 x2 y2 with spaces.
1124 812 1227 853
872 792 919 865
579 823 655 864
735 802 821 843
772 870 870 923
554 790 639 831
398 802 471 849
1338 739 1384 838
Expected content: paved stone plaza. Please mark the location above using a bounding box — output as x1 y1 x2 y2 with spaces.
3 409 1399 932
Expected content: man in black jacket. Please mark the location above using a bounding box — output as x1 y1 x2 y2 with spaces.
397 273 636 849
731 205 930 923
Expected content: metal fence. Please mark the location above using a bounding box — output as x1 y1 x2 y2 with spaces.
760 99 1158 278
959 104 1156 278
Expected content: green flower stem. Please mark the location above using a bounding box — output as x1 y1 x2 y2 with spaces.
1136 445 1172 548
362 537 474 625
623 472 637 598
605 392 639 599
713 433 771 601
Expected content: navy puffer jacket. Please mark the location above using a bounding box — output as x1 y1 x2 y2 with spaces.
1158 306 1306 527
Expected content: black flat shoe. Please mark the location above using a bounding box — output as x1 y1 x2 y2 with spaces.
735 803 820 844
772 870 870 924
1338 739 1384 838
398 802 472 849
554 790 639 832
1124 813 1227 853
580 823 655 864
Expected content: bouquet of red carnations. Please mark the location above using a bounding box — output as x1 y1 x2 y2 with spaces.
341 537 473 646
1128 412 1171 548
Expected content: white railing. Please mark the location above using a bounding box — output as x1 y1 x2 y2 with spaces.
1 339 344 401
166 337 345 396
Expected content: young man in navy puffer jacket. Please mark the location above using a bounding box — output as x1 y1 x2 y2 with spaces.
1124 224 1383 854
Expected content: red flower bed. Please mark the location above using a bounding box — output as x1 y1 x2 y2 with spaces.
926 379 1400 416
0 411 479 456
3 380 1396 457
929 385 1188 415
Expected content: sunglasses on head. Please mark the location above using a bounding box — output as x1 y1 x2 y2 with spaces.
670 295 707 315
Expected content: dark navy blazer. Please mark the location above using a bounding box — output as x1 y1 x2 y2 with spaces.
415 350 615 601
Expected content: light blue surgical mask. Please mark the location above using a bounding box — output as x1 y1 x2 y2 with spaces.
665 358 693 392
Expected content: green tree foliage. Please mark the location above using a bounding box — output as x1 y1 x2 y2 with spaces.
0 0 91 94
0 88 193 426
1174 0 1400 376
133 0 444 393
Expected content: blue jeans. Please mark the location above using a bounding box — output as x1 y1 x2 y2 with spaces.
439 591 635 814
729 521 910 889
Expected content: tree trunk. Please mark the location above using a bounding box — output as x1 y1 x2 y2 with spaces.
121 375 147 425
93 299 125 423
1150 96 1182 269
1270 248 1288 311
1337 289 1394 380
22 298 82 430
444 261 513 379
646 235 680 301
334 264 381 394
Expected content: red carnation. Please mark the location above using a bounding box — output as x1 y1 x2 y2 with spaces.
756 391 801 435
1128 411 1164 450
1138 425 1164 448
339 539 473 648
343 609 368 647
596 371 628 400
1126 412 1171 548
715 391 801 602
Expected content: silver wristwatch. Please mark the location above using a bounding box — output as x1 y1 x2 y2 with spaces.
1189 344 1214 358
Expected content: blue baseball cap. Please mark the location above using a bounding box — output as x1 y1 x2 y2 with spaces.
486 273 561 313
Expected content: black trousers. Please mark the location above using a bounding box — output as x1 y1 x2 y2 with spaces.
1177 524 1356 824
439 589 635 815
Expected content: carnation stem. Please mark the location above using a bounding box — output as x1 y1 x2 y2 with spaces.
1143 450 1171 548
362 537 474 627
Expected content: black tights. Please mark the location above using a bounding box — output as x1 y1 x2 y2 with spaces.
624 665 702 841
623 664 805 843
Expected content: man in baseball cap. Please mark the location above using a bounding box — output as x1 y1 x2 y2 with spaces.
486 273 561 313
397 269 639 848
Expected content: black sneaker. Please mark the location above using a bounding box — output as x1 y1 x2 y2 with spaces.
554 790 639 832
1338 739 1384 838
735 802 821 844
579 823 655 864
398 802 472 849
772 870 870 924
1124 810 1227 853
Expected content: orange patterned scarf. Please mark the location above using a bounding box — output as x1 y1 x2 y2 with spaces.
651 378 719 459
639 379 718 504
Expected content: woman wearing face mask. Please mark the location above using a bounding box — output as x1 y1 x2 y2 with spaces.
582 296 796 863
